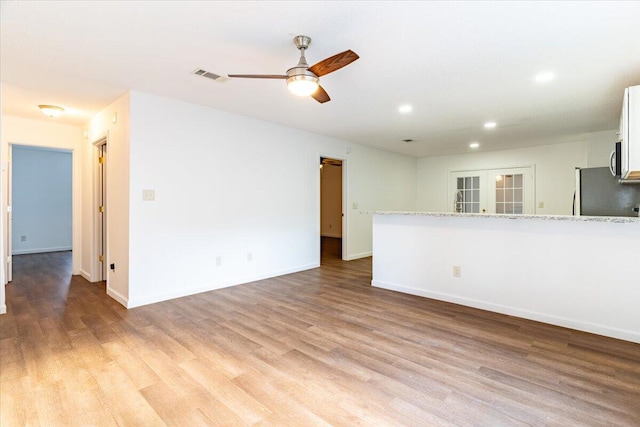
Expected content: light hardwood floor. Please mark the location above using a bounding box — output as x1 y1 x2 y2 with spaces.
1 241 639 426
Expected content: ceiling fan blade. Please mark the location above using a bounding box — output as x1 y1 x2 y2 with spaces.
311 85 330 103
308 50 359 77
227 74 287 79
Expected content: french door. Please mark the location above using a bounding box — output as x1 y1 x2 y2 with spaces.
448 167 535 214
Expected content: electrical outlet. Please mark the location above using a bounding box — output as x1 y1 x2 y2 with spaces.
142 189 155 201
216 256 222 266
20 235 27 242
453 266 461 277
247 252 252 262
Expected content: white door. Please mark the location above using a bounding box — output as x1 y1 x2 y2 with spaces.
449 166 535 214
487 167 535 214
448 170 488 213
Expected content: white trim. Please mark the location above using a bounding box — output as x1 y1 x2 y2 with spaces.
0 302 6 315
574 168 581 215
345 251 371 260
12 247 72 255
106 286 128 307
79 269 92 282
318 152 349 261
127 262 319 309
372 280 640 344
341 158 349 260
91 135 108 283
7 143 79 276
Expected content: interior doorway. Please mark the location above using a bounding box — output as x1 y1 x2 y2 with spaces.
8 144 73 281
448 166 535 214
320 157 344 263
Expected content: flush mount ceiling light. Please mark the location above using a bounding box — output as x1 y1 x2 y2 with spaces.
534 71 555 84
469 142 480 149
484 121 497 129
398 104 413 114
39 105 64 117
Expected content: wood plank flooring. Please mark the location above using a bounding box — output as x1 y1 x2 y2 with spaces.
1 241 639 426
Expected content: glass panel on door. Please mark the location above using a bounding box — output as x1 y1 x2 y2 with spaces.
488 167 534 214
450 171 487 213
495 174 524 214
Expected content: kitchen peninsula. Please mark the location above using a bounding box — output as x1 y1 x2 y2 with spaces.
371 212 640 343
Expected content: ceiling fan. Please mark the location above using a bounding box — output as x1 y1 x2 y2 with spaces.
228 35 359 103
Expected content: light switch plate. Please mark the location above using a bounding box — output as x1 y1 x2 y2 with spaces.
142 189 155 201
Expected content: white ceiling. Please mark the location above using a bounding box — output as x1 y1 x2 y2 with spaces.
1 1 639 157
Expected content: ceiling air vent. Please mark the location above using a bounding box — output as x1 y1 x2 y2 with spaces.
193 68 229 83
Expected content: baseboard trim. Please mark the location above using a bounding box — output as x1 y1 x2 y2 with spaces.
371 280 640 344
345 251 372 261
79 269 92 282
127 262 320 309
106 286 128 308
0 303 6 315
12 247 72 255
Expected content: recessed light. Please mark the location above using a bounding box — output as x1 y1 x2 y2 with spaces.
534 71 555 84
398 104 413 114
469 142 480 149
484 121 496 129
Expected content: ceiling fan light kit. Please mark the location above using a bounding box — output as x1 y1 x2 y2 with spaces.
227 35 359 103
287 75 319 96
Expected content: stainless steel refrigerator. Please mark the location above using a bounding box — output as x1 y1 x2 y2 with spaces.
575 167 640 217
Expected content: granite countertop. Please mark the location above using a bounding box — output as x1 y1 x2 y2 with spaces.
370 211 640 224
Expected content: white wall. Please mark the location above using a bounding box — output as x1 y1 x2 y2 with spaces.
122 91 416 308
372 214 640 343
11 146 72 254
1 114 84 314
320 163 342 238
417 130 617 215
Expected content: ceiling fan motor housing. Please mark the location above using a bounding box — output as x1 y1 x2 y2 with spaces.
287 35 319 93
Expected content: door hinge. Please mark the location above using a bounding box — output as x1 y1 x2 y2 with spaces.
6 256 11 264
7 205 11 213
99 206 105 213
99 255 105 262
99 156 106 164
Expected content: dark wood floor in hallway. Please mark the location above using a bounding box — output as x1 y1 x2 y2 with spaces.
1 247 639 426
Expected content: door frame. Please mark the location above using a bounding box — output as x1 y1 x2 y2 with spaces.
6 143 78 281
5 148 12 283
92 135 108 282
318 154 348 261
